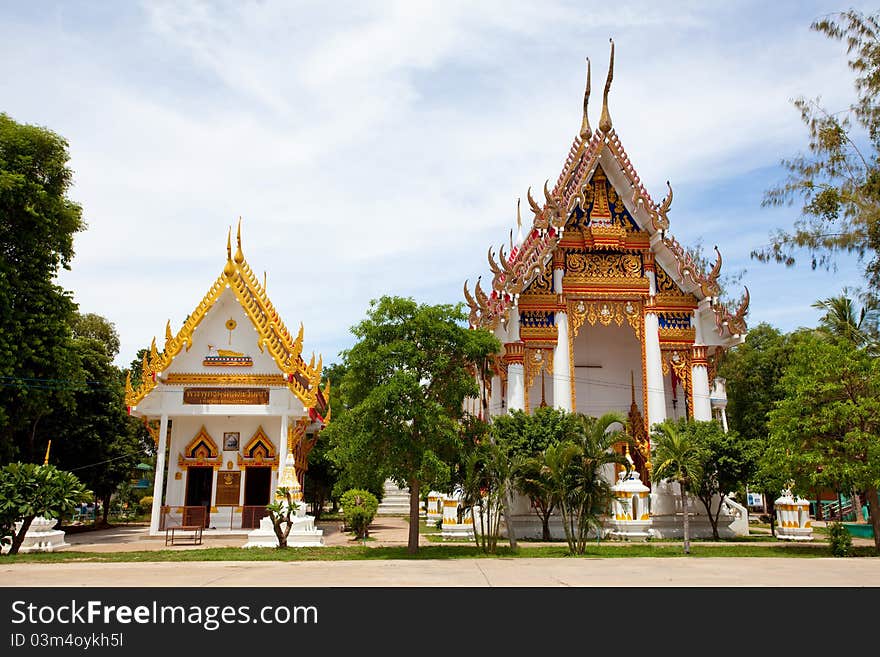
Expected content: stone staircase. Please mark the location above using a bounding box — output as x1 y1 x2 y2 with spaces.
376 479 411 516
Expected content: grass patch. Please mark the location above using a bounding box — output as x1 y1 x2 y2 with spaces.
4 542 877 563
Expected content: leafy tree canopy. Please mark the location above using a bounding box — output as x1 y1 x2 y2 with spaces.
754 10 880 297
0 113 84 462
323 296 499 553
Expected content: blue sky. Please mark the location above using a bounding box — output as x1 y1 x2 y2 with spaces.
0 1 872 366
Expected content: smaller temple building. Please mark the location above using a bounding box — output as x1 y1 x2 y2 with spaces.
126 223 329 535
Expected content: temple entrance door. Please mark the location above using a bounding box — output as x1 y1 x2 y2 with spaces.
185 467 213 527
244 467 271 506
242 467 272 529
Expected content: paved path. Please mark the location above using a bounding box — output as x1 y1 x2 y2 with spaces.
2 557 878 587
60 517 418 552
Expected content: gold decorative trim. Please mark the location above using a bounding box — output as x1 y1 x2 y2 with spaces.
502 341 525 365
567 299 641 340
164 373 287 386
661 349 693 417
237 425 279 467
658 327 696 344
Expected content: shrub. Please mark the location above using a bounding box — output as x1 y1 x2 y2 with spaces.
340 489 379 539
138 496 154 514
828 522 852 557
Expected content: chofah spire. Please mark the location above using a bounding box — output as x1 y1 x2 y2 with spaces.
234 217 244 264
580 57 592 140
599 39 614 133
515 198 525 247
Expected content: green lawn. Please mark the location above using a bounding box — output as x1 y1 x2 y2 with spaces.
4 541 877 563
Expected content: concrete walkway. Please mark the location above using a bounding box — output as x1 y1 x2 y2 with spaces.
2 557 878 587
61 517 420 552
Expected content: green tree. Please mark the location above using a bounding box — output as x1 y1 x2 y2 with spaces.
265 487 296 549
754 10 880 297
719 323 792 527
458 435 516 554
767 328 880 552
324 296 499 554
339 489 379 539
0 113 84 462
493 407 577 540
541 412 630 555
812 292 878 351
46 314 150 526
651 420 705 554
0 462 88 555
665 418 754 540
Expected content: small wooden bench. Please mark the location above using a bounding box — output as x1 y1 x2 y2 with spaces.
165 525 204 546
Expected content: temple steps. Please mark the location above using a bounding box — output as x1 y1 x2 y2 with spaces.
376 479 411 516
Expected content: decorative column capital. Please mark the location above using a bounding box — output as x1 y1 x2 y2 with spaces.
503 341 525 365
691 344 708 366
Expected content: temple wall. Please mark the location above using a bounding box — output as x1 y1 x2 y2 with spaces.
571 323 643 419
164 415 282 511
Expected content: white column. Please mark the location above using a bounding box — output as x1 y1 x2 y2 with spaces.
691 304 712 421
644 312 666 429
552 265 571 411
720 407 729 433
644 270 666 429
691 359 712 421
553 313 572 411
149 413 169 535
507 363 525 411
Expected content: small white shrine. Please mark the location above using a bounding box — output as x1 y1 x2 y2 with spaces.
440 492 474 540
1 517 69 554
774 490 813 541
243 452 323 547
608 450 653 540
126 222 330 536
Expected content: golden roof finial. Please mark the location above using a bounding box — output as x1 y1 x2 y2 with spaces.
263 270 267 291
234 217 244 265
516 197 522 230
580 57 592 140
224 226 235 277
599 38 614 133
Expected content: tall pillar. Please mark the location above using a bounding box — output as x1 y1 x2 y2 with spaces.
552 264 572 411
644 312 666 428
507 362 525 411
691 303 712 421
691 346 712 421
149 413 169 535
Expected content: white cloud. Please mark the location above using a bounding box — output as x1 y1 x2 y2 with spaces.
0 0 874 365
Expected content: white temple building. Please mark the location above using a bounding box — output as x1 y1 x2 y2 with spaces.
126 223 329 536
463 44 749 539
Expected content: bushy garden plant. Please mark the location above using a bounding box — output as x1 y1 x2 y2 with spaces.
828 522 853 557
340 489 379 539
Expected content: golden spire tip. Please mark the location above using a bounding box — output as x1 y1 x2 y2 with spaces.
599 38 614 134
234 217 244 264
580 57 592 140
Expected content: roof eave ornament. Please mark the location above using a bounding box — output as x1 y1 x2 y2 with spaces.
598 38 614 134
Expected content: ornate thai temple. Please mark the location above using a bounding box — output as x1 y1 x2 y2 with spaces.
126 222 329 536
463 42 750 538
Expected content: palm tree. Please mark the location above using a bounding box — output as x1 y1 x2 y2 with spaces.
542 412 632 554
812 293 879 349
651 420 705 554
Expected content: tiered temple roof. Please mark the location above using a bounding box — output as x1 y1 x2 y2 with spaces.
125 221 329 412
464 40 749 338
